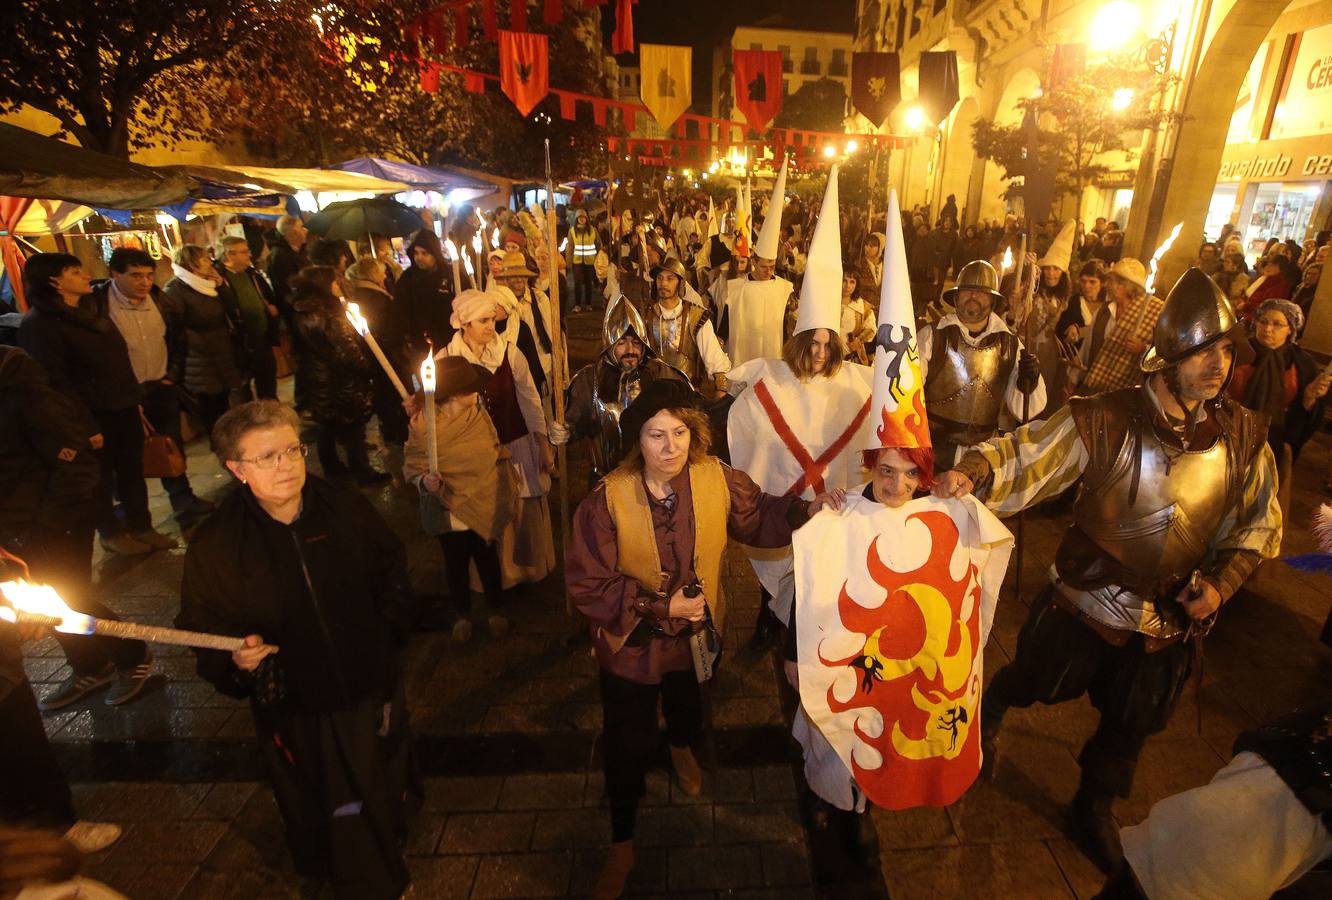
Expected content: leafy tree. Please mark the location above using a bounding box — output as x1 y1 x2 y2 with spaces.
971 52 1176 214
772 78 848 133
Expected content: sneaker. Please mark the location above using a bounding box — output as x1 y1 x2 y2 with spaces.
64 821 123 854
99 533 152 556
40 664 115 710
129 528 178 551
487 614 510 639
105 651 155 706
452 619 474 643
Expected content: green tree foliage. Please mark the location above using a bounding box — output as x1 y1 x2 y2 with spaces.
772 78 849 133
971 53 1176 212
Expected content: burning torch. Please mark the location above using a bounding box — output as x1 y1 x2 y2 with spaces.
420 346 438 475
344 301 410 401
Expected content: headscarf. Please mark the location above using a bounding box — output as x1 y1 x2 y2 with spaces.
1257 298 1304 335
1241 298 1302 427
449 289 498 328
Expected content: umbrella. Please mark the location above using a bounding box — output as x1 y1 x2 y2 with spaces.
306 196 426 240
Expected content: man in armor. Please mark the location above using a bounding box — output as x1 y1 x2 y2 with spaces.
916 259 1044 467
550 294 689 481
931 268 1281 872
644 257 730 395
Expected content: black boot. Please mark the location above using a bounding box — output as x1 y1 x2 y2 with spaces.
1070 787 1124 874
745 602 781 655
979 705 1004 780
842 806 879 868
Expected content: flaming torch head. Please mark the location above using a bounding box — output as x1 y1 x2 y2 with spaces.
1000 247 1014 274
420 350 436 396
491 226 500 249
443 238 458 262
344 301 369 337
472 230 483 254
0 580 95 634
1146 222 1183 295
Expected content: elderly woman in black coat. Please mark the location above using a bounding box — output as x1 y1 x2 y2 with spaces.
176 400 420 899
290 266 388 484
164 244 246 432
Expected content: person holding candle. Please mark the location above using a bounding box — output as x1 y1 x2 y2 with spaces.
289 267 388 485
346 256 410 481
394 229 453 360
566 379 837 898
403 357 519 641
177 399 420 900
441 290 555 588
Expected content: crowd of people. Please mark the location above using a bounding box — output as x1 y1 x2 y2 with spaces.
1 171 1330 900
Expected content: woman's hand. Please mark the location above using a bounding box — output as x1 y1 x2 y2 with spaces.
404 392 425 417
809 488 847 514
932 470 974 499
232 634 277 672
1304 372 1332 410
667 587 707 622
421 473 443 493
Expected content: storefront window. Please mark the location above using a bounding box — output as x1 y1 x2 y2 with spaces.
1241 182 1325 257
1204 184 1238 241
1108 188 1133 227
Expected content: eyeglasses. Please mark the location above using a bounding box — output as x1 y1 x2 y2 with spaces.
236 444 308 469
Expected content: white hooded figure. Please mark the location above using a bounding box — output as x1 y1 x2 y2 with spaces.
721 160 794 366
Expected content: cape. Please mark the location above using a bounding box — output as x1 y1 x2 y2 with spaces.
724 277 793 366
726 358 874 620
792 493 1012 810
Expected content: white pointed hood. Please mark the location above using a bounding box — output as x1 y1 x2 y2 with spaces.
754 158 787 260
1038 220 1076 273
707 197 719 238
866 189 931 451
793 165 842 336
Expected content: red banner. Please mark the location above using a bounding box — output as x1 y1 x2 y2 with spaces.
612 0 635 55
499 30 549 116
511 0 528 31
733 49 783 132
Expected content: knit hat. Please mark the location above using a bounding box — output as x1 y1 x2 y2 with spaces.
449 289 498 328
754 157 788 260
1109 257 1148 291
407 229 446 268
618 379 701 454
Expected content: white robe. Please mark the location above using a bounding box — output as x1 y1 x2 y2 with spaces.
724 276 793 366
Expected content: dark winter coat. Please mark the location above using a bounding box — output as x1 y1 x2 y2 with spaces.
177 475 413 712
164 277 246 396
90 280 188 385
17 291 140 435
266 239 308 322
292 292 373 425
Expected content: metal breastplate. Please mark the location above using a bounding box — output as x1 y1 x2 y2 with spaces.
1059 415 1236 638
648 306 700 384
590 367 646 474
924 327 1015 444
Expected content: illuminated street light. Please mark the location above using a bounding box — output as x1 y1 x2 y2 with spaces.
904 105 927 131
846 139 859 154
1112 88 1135 111
1090 1 1141 53
823 144 836 158
682 168 692 178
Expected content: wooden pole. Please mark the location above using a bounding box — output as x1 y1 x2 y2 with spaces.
544 140 571 585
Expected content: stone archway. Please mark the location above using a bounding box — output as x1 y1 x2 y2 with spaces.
977 66 1041 222
938 96 980 224
1152 0 1295 288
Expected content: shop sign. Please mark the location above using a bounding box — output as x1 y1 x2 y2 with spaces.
1218 154 1293 180
1272 22 1332 140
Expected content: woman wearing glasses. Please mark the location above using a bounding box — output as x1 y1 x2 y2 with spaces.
176 400 420 899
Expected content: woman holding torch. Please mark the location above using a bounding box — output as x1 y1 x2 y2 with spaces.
177 400 420 899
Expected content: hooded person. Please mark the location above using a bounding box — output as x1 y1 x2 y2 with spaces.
724 166 877 649
643 256 731 394
916 257 1045 468
934 268 1279 873
1020 220 1077 416
393 229 453 357
439 290 555 588
783 192 1013 857
720 159 795 367
565 377 838 900
551 295 691 482
404 356 520 642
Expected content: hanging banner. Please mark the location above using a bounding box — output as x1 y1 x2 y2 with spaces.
733 49 784 132
612 0 636 55
793 496 1012 810
640 43 692 130
918 51 960 123
499 30 549 116
851 52 901 129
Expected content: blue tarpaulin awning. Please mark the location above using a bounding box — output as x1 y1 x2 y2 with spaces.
334 157 492 193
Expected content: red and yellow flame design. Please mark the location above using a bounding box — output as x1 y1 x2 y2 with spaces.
818 509 982 808
875 357 931 450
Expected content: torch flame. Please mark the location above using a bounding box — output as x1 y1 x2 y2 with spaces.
1000 247 1014 274
491 226 501 249
1146 222 1183 294
343 301 369 336
420 351 436 394
0 580 95 634
443 238 459 261
471 230 483 254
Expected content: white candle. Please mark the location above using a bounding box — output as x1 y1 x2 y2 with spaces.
344 301 409 400
420 351 438 474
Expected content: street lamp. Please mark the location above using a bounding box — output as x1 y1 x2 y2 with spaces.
904 105 927 131
1090 1 1141 53
1112 87 1135 111
845 139 858 154
823 144 836 158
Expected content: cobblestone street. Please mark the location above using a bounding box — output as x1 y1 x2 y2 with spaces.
23 308 1332 899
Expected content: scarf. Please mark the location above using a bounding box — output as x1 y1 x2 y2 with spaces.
1242 338 1295 426
171 263 218 296
406 399 517 541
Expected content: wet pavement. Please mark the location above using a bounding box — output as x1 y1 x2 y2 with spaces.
21 308 1332 898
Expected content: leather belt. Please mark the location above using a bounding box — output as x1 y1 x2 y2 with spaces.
1049 589 1185 653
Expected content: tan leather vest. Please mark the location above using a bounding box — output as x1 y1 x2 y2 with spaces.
601 458 731 652
647 302 707 386
924 325 1017 445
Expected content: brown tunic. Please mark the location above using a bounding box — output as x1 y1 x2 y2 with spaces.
566 462 807 684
